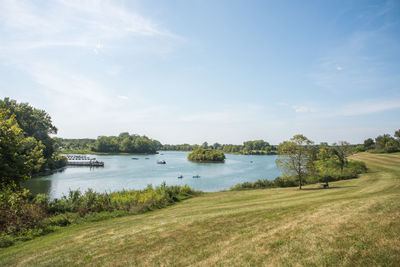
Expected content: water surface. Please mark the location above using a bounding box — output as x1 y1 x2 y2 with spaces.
25 151 280 199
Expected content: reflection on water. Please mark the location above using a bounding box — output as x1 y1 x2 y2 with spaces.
24 151 281 199
24 176 52 195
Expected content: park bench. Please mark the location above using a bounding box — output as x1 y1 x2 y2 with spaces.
321 182 329 189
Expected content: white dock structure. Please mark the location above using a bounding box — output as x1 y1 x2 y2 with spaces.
64 155 104 167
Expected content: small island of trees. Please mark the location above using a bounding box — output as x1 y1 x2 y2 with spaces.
187 148 225 163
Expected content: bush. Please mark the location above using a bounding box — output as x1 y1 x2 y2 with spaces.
0 183 200 248
0 189 48 234
354 145 365 153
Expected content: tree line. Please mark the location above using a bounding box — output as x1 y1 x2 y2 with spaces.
57 133 162 154
355 129 400 153
161 140 277 155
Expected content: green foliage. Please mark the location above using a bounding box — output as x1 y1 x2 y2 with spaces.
0 189 48 235
58 133 162 154
0 110 45 189
0 184 199 247
363 138 375 150
354 145 365 153
0 98 57 161
395 129 400 140
375 134 391 150
331 141 353 172
161 140 277 155
231 160 367 190
276 134 313 189
363 130 400 153
187 148 225 162
315 160 367 182
0 98 66 176
385 139 399 153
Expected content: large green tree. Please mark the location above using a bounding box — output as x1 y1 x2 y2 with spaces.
276 134 313 189
0 109 45 189
0 98 57 162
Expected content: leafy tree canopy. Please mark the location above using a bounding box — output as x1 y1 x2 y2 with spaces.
276 134 313 189
0 98 57 159
0 109 45 189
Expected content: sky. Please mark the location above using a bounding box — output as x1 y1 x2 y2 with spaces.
0 0 399 145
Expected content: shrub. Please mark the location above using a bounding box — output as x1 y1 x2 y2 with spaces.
0 183 200 247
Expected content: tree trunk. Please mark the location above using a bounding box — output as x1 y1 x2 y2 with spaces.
299 175 302 190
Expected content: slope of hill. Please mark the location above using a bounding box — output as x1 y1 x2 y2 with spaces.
1 152 399 266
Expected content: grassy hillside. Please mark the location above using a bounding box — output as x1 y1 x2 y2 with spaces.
1 152 399 266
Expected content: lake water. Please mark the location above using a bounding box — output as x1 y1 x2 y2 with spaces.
25 151 281 199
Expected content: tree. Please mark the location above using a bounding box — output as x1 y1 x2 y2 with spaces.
0 109 45 189
394 129 400 140
363 138 375 150
385 139 399 153
0 98 57 159
375 134 391 150
212 142 221 150
120 137 134 152
331 141 352 173
306 145 319 176
201 142 208 149
276 134 313 189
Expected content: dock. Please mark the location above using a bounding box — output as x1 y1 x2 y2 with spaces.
64 155 104 167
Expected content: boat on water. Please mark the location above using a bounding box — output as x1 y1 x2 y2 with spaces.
145 158 150 160
157 160 166 164
192 175 200 178
132 158 139 160
178 175 183 179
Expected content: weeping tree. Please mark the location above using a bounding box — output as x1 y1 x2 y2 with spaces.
276 134 313 190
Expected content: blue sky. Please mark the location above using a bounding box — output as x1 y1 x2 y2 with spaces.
0 0 399 144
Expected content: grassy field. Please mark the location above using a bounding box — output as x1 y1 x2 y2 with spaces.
1 152 399 266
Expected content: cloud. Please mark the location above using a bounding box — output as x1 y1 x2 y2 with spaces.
0 0 177 52
0 0 182 138
335 99 400 116
180 111 245 124
93 43 104 54
336 66 343 71
117 95 129 100
292 105 316 113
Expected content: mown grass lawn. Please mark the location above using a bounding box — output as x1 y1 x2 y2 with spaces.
1 152 399 266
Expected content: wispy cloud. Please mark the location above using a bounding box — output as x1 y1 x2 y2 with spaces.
292 105 316 113
335 99 400 116
0 0 177 52
180 111 247 124
117 95 129 100
0 0 182 138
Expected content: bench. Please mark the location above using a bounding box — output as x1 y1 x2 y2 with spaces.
321 182 329 189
